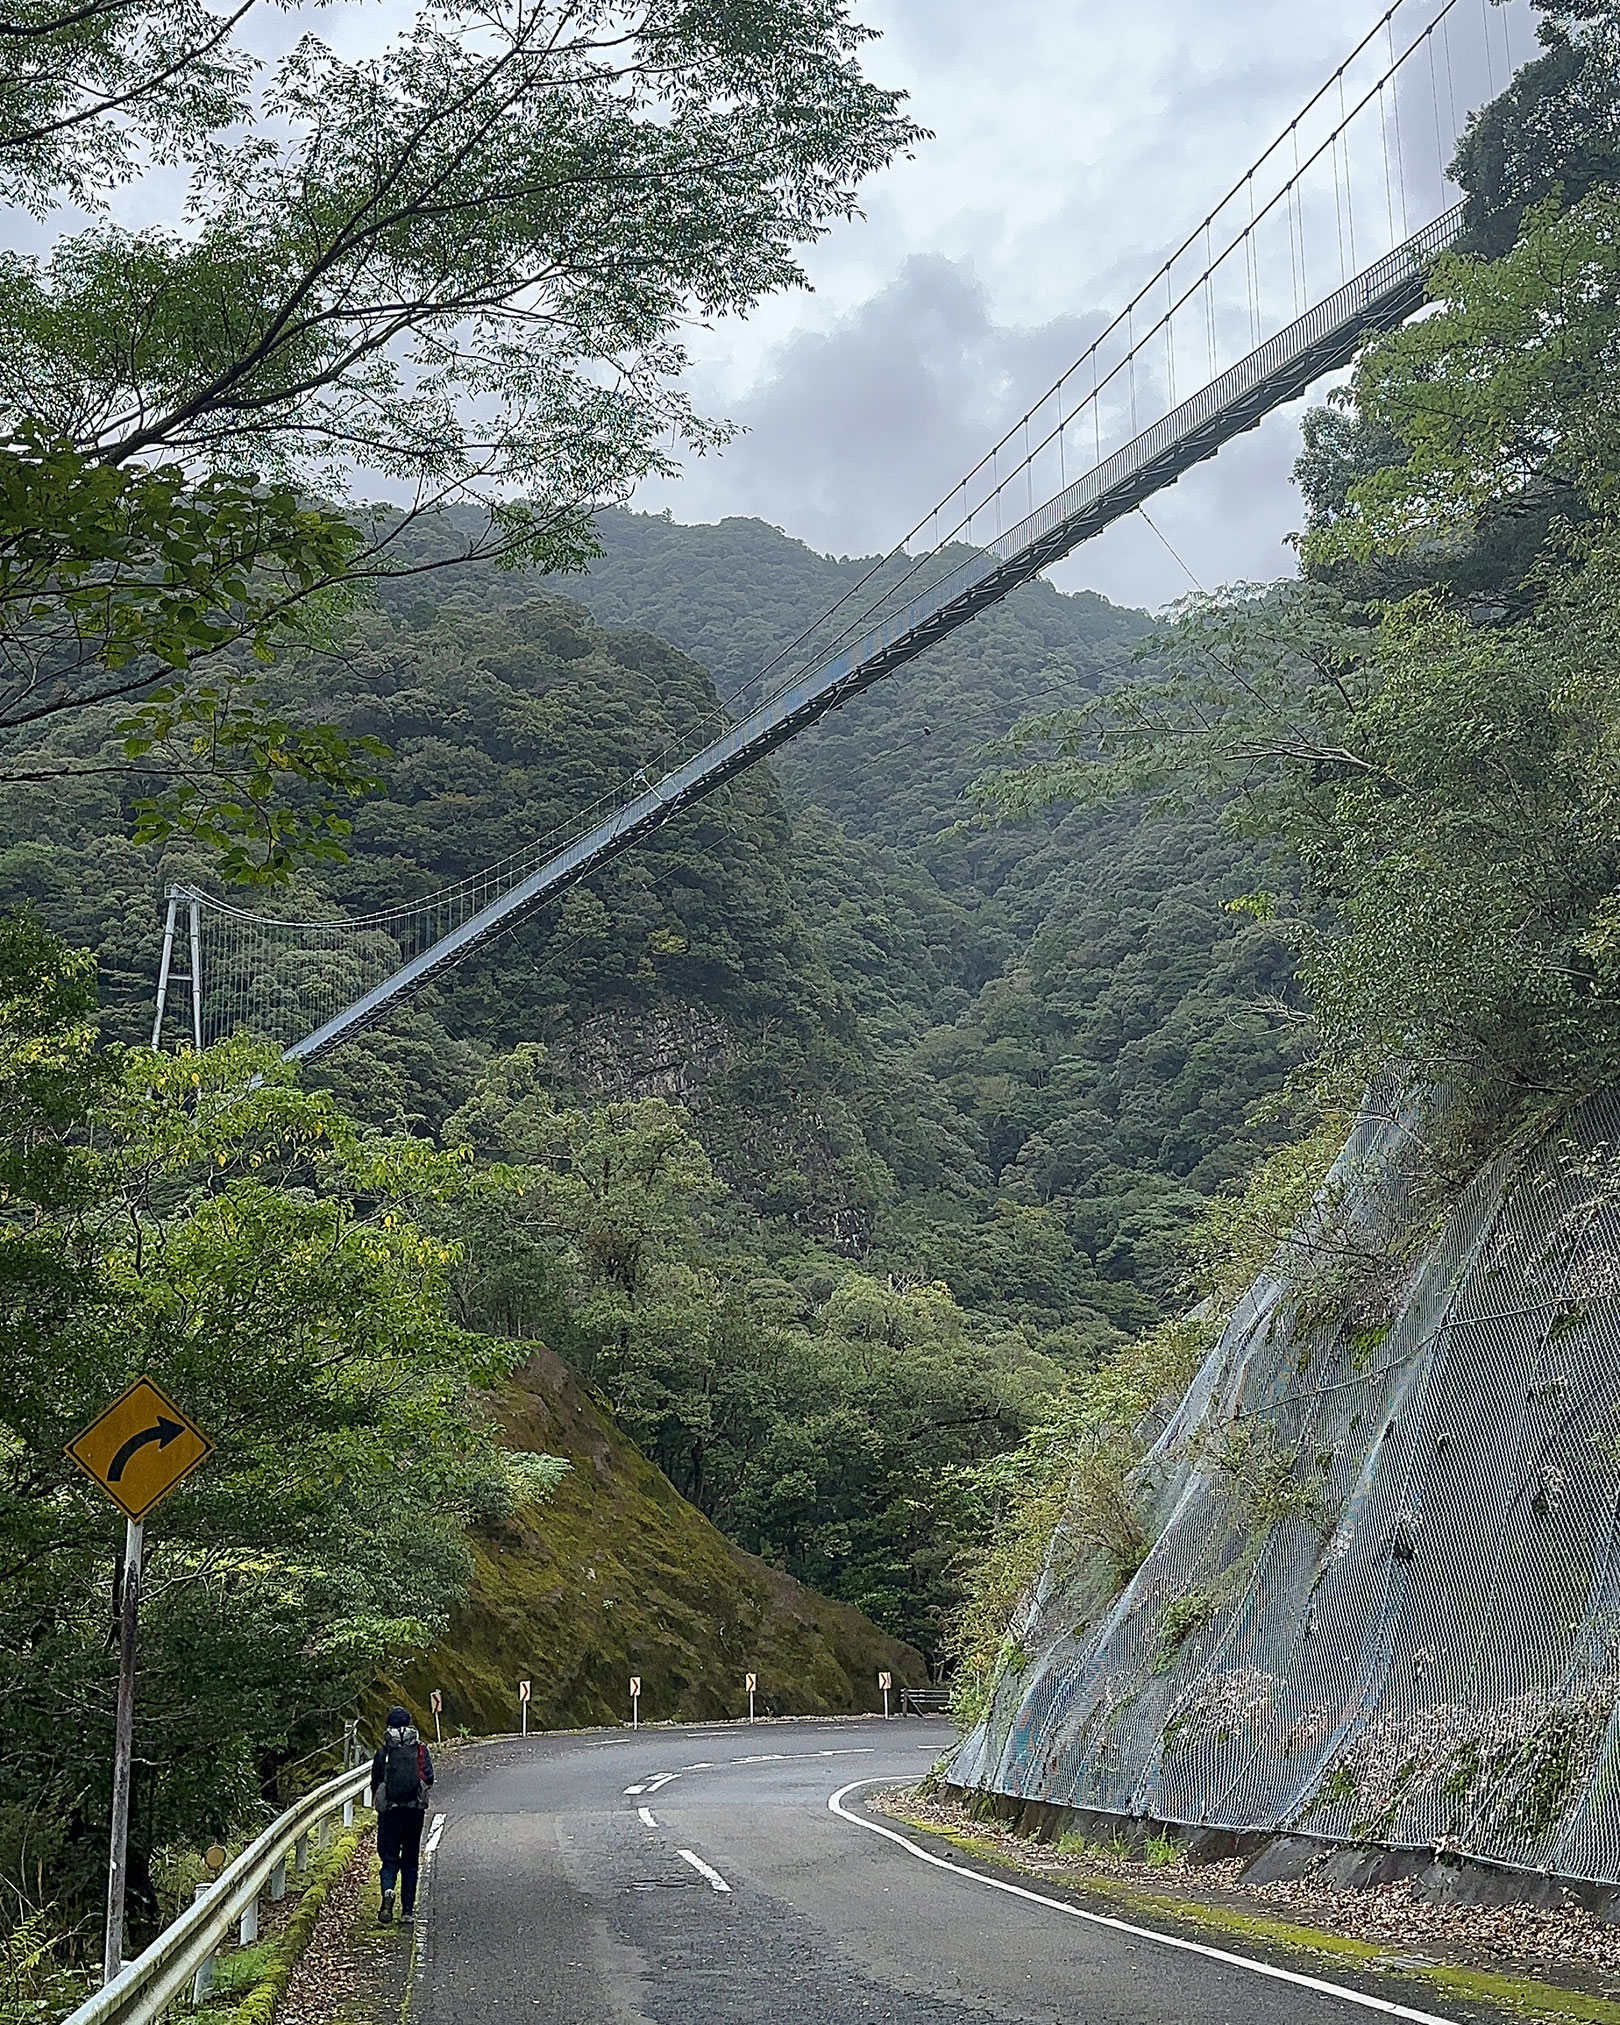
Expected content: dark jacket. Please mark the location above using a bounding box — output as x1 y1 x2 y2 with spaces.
370 1722 435 1813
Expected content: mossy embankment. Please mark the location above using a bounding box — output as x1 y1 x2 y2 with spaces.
395 1346 927 1732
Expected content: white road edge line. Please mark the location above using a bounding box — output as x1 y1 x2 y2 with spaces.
411 1812 447 2002
644 1772 679 1792
678 1849 732 1893
639 1806 658 1828
826 1781 1462 2025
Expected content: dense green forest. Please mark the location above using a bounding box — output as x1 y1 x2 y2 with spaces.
0 518 1303 1674
11 0 1616 1974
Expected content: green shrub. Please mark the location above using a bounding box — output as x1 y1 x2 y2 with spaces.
0 1890 92 2023
1156 1591 1216 1669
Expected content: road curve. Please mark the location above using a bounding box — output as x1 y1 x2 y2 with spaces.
411 1717 1480 2025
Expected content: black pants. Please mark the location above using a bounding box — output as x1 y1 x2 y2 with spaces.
378 1807 425 1913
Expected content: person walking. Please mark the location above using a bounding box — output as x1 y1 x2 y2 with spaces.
370 1703 435 1925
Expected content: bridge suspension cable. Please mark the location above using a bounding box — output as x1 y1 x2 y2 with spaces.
152 0 1534 1063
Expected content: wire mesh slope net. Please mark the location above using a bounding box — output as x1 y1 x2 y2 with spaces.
159 0 1540 1060
952 1089 1620 1885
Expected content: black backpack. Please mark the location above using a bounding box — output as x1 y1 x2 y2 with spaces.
383 1737 423 1808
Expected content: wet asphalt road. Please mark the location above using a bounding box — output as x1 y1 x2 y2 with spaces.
410 1717 1471 2025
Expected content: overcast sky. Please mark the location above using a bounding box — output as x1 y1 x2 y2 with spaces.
18 0 1541 615
633 0 1541 612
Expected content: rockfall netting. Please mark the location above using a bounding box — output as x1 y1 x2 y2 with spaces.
950 1088 1620 1882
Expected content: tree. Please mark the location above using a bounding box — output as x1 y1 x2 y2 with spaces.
1303 188 1620 577
0 1 922 874
438 1045 1073 1660
0 438 383 881
1452 0 1619 257
0 913 537 1928
974 553 1620 1125
1 0 258 213
976 20 1620 1133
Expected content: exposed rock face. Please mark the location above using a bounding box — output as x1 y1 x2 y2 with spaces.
952 1089 1620 1883
560 1003 742 1105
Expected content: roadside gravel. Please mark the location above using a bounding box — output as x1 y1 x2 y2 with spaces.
880 1790 1620 1982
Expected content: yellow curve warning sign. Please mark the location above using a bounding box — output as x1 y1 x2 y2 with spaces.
66 1376 214 1523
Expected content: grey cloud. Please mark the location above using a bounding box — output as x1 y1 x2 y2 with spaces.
642 257 1104 560
633 0 1543 608
637 253 1313 609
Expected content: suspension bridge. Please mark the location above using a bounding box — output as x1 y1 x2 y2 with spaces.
151 0 1536 1062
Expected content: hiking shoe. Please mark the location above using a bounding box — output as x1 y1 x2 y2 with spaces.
379 1890 395 1925
400 1911 415 1927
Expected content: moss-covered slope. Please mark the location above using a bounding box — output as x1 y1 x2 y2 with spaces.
398 1346 926 1733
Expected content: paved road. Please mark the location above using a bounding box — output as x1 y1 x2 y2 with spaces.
412 1717 1474 2025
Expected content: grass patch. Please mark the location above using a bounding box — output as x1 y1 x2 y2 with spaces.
1425 1963 1620 2024
202 1829 361 2025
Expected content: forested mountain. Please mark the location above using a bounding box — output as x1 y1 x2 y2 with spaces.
570 513 1303 1307
0 515 1301 1656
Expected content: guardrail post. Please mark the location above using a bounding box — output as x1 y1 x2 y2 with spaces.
343 1796 355 1827
62 1764 369 2025
190 1882 216 2003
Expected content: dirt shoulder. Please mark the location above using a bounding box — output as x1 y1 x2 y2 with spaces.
875 1789 1620 2025
275 1828 413 2025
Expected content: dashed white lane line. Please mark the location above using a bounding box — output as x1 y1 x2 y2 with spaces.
624 1772 680 1795
678 1849 732 1893
639 1807 658 1828
423 1812 446 1856
827 1782 1462 2025
630 1748 876 1797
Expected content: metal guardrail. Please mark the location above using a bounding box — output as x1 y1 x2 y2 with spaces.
65 1765 370 2025
899 1688 953 1716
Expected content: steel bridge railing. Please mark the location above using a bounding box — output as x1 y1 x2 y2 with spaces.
282 202 1466 1063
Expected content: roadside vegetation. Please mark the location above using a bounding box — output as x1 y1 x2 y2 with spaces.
6 0 1620 1999
0 0 927 1987
954 0 1620 1687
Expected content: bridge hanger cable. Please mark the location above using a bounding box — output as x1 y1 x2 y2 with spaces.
161 0 1510 1053
716 0 1475 670
635 0 1471 747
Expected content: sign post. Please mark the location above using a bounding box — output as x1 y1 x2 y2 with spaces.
878 1670 892 1720
629 1676 641 1730
518 1680 531 1737
746 1672 756 1724
105 1517 141 1986
430 1688 443 1744
65 1377 213 1986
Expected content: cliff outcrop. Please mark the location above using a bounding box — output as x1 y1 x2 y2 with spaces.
952 1090 1620 1884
